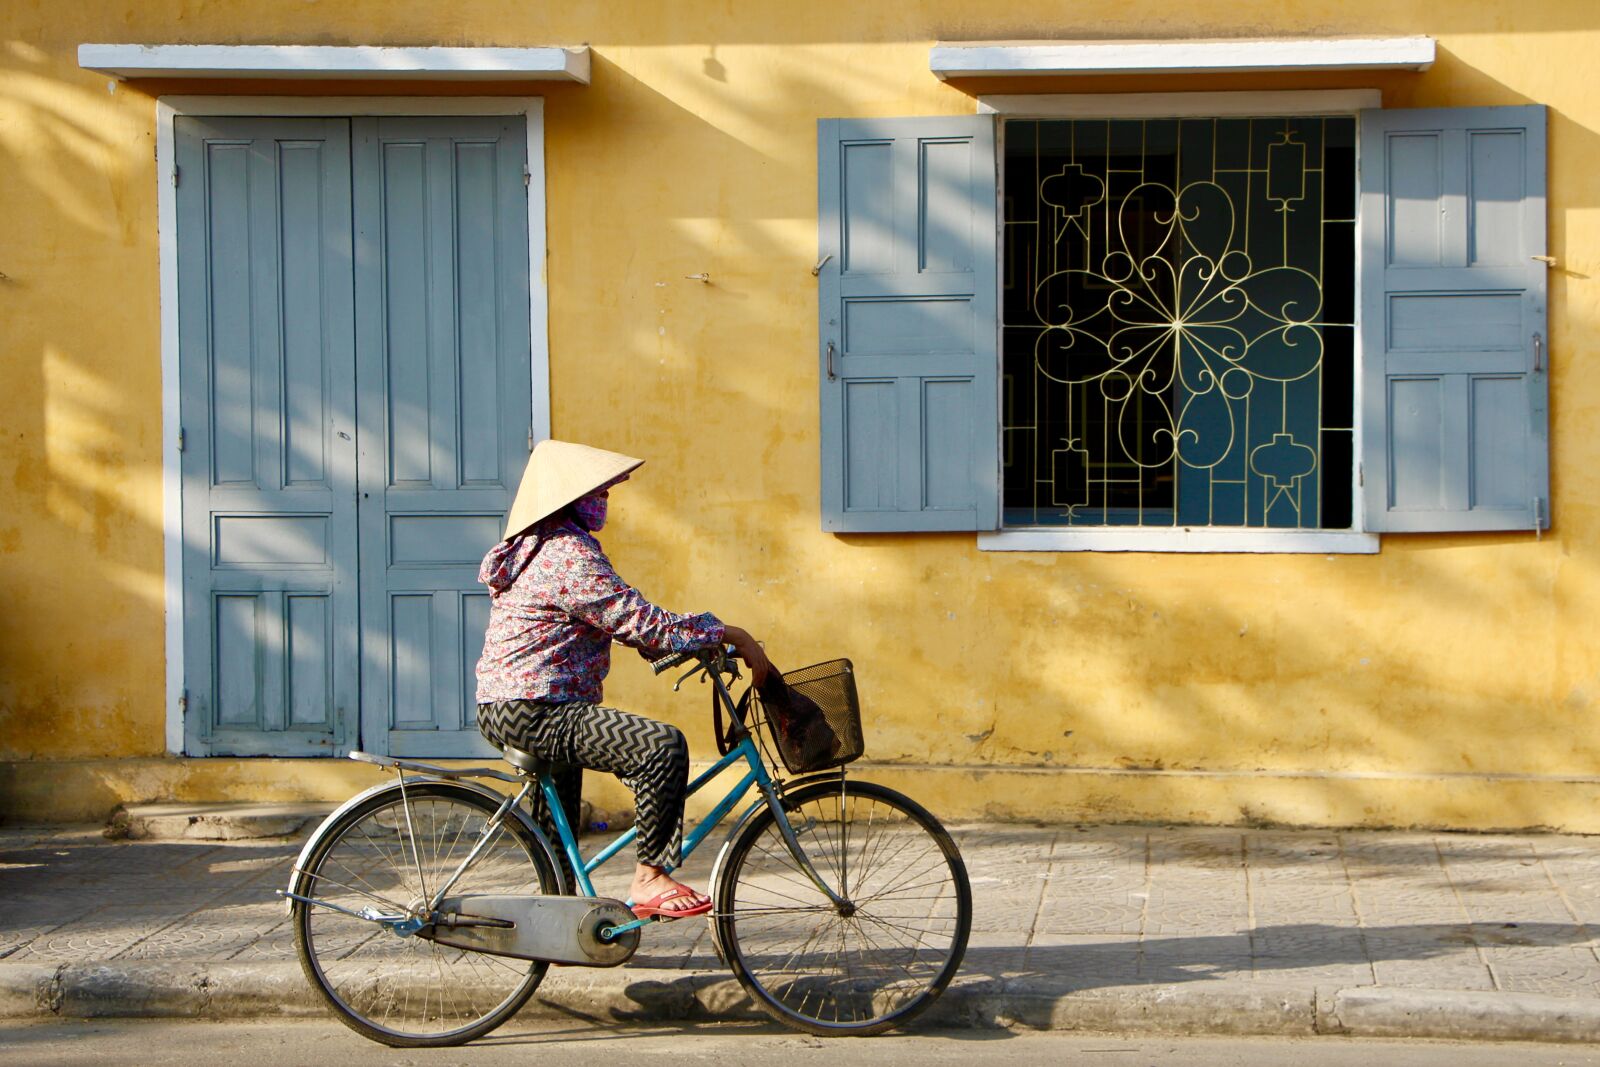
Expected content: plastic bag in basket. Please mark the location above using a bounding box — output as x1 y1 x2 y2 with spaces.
755 660 863 774
757 674 834 771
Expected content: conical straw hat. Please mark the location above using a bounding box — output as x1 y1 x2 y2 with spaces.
503 439 644 540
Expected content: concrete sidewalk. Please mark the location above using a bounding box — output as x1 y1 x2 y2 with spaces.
5 819 1600 1042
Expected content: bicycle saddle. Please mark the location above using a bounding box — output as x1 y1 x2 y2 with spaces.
501 745 550 777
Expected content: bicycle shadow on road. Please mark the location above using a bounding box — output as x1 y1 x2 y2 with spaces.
958 920 1597 990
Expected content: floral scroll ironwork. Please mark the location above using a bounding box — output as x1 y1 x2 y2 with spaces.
1001 117 1356 529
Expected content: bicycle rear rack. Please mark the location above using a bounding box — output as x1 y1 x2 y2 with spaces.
348 750 522 784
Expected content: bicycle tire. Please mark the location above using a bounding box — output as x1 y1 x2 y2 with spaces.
714 778 972 1036
293 781 562 1047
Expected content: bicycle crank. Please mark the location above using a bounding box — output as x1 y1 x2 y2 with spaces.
420 895 640 966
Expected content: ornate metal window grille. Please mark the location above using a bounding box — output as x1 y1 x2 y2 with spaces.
1001 117 1357 528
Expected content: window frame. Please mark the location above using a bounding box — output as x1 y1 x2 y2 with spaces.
976 89 1382 554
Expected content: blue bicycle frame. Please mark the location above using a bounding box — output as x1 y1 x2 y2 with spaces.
529 660 848 936
542 733 767 900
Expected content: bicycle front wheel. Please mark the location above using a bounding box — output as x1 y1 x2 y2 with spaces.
714 778 971 1036
293 781 561 1047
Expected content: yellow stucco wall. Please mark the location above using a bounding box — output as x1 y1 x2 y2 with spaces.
1 2 1597 828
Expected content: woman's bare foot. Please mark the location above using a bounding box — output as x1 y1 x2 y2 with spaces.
630 863 710 915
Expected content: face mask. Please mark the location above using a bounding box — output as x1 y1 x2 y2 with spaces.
573 493 608 532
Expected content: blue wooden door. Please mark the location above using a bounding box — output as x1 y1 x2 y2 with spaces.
175 117 361 756
352 117 532 757
176 114 532 758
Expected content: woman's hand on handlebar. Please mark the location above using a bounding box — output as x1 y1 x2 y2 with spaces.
721 625 770 686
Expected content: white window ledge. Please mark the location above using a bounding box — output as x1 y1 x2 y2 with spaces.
932 37 1434 80
79 44 591 83
979 528 1380 554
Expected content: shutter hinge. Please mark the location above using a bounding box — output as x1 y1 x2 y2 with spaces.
178 688 189 717
1358 462 1364 487
1534 497 1545 539
172 164 180 188
528 427 535 452
177 427 186 452
522 165 531 188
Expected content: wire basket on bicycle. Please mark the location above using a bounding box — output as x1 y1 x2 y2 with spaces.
751 658 864 775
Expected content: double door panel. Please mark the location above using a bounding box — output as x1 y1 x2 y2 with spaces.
177 115 530 757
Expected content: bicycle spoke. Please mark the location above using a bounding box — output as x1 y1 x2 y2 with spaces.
298 789 550 1044
719 783 970 1035
304 864 413 916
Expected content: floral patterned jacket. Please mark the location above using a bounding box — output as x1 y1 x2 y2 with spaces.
474 515 725 705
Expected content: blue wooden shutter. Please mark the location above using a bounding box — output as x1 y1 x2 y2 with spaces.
1360 107 1549 532
817 117 999 532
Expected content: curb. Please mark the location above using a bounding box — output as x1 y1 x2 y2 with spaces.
1318 985 1600 1043
4 961 1600 1042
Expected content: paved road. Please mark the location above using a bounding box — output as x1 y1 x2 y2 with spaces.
4 1019 1599 1066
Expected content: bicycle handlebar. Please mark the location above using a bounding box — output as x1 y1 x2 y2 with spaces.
650 644 739 679
650 648 697 675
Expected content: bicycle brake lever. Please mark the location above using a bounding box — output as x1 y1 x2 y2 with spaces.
672 664 703 692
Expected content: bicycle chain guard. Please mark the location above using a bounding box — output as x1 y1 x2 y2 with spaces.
420 894 640 966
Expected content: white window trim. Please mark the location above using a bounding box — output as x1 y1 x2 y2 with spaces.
979 529 1379 554
155 95 552 754
82 44 590 83
979 88 1382 118
932 37 1433 80
978 89 1380 555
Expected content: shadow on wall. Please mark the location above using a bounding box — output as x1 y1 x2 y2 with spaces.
0 39 166 760
568 49 1600 834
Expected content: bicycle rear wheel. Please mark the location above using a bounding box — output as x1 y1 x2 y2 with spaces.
293 781 561 1047
714 778 971 1036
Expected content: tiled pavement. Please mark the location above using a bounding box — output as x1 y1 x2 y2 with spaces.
5 821 1600 1011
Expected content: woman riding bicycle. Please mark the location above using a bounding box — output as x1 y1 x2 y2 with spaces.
474 439 771 919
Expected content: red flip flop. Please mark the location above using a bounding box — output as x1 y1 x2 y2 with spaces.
632 886 713 920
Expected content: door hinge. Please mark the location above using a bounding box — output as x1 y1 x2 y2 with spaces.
522 165 532 188
178 688 189 717
528 427 535 451
172 164 181 188
177 427 186 452
1358 462 1364 487
1534 496 1546 539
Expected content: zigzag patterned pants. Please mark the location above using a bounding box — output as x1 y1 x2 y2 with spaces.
477 699 689 871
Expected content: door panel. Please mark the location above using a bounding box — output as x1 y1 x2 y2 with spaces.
175 117 359 756
353 116 532 756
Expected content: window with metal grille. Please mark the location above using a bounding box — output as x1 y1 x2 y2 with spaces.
1001 116 1357 529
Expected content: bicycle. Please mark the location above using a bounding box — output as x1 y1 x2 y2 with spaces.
281 646 972 1046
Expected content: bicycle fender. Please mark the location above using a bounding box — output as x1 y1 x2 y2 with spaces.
284 776 567 913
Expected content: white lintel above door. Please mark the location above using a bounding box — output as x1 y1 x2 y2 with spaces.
79 43 592 83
